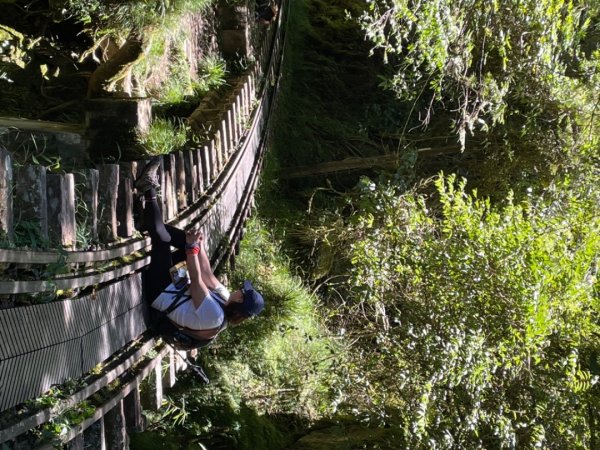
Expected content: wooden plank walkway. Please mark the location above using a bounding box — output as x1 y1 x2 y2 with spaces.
0 274 145 411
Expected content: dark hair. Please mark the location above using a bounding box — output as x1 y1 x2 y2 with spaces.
223 302 247 325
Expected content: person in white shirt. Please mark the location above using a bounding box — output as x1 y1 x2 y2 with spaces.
135 158 265 340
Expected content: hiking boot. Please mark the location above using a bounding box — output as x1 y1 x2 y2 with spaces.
134 157 161 194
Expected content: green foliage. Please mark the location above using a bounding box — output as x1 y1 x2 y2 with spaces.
314 173 600 448
138 118 188 156
40 401 96 443
157 57 195 104
269 0 407 179
193 56 228 95
63 0 214 36
12 220 49 250
134 219 343 449
358 0 599 148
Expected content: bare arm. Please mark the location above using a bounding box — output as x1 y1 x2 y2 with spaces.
185 229 211 309
196 234 221 290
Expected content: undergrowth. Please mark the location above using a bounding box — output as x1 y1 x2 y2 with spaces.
65 0 214 36
131 218 343 450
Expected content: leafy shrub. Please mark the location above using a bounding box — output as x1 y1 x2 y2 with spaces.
193 56 228 96
320 174 600 449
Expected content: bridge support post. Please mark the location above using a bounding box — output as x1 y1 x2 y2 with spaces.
184 150 197 204
124 387 145 433
117 162 138 238
175 151 187 210
163 154 177 220
0 147 13 243
47 173 76 248
154 357 164 410
104 401 129 450
15 164 48 243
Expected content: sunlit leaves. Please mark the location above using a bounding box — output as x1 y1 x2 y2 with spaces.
329 173 600 448
357 0 598 147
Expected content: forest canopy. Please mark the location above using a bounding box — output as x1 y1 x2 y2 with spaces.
354 0 600 201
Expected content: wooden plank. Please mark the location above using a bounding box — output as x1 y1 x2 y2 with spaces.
74 169 99 246
97 165 120 242
248 74 255 103
47 303 64 346
47 173 76 248
0 147 13 242
235 96 243 139
184 150 196 204
154 357 163 410
203 144 213 187
0 254 149 294
81 305 146 374
34 344 169 450
0 298 143 411
0 308 18 359
231 101 242 144
210 139 219 182
14 164 48 243
2 357 18 412
0 311 8 360
243 80 250 117
0 302 71 358
227 108 235 152
175 151 187 210
213 133 222 175
0 237 149 264
220 120 229 164
0 339 155 443
0 340 81 411
163 153 176 220
0 117 85 135
168 347 176 387
76 291 95 338
117 162 137 238
192 148 203 197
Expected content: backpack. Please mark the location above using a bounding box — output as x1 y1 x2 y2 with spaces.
150 285 226 351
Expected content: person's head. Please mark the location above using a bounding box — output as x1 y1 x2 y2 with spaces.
224 280 265 325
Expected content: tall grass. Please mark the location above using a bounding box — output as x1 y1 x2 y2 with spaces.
65 0 214 35
137 118 188 156
132 218 344 450
193 56 228 96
